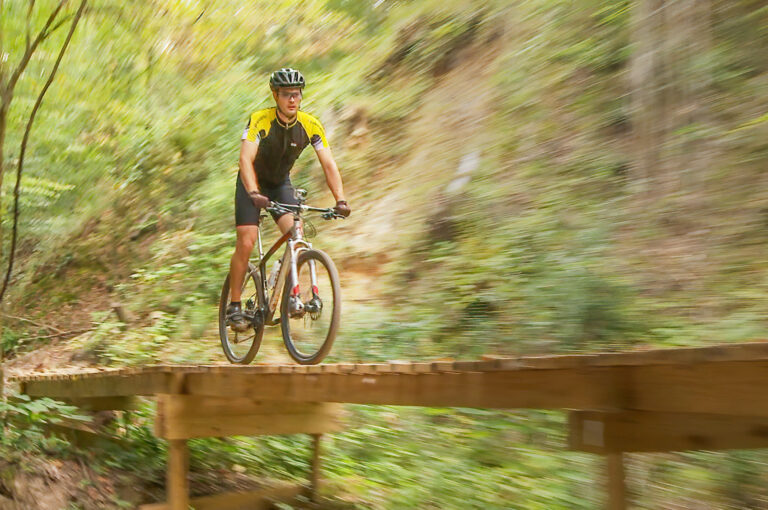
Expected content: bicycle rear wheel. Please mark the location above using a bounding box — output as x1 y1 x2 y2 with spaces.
219 263 264 364
281 249 340 365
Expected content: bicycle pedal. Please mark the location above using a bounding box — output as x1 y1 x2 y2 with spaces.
228 317 251 333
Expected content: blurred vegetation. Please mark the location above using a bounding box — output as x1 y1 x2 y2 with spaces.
1 0 767 508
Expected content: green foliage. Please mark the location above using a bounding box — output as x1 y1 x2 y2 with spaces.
81 311 175 366
97 403 167 481
1 0 768 508
0 394 90 455
1 327 25 354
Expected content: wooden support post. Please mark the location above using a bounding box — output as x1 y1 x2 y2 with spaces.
168 439 189 510
606 453 626 510
167 373 188 510
310 434 322 502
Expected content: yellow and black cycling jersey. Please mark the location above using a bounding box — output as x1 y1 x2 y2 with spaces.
241 107 329 187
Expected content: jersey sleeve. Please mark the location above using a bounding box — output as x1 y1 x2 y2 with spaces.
300 112 329 150
241 111 271 143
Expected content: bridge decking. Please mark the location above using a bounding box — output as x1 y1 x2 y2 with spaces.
7 341 768 509
11 341 768 413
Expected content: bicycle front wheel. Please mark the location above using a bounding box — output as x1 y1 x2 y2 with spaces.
219 263 264 364
281 249 341 364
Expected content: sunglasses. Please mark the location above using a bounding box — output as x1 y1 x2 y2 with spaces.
278 91 302 100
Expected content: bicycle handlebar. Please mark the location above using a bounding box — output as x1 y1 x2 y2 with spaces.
266 202 346 220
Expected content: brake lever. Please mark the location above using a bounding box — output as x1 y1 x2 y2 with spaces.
267 201 286 215
321 210 346 220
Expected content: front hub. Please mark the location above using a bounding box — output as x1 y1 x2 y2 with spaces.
289 295 305 318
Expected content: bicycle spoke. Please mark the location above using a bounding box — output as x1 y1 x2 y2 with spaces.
219 265 265 364
233 330 255 345
281 249 340 364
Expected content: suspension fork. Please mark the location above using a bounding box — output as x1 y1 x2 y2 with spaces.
289 249 319 296
288 214 317 298
289 239 301 297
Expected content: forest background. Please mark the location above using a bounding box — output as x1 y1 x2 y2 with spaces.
0 0 767 508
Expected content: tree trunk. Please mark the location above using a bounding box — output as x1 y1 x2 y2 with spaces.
629 0 666 197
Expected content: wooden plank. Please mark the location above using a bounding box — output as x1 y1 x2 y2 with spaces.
431 361 457 372
352 364 380 374
387 361 414 373
23 372 170 398
570 410 768 453
185 368 617 409
336 363 356 373
517 355 598 370
154 395 344 440
606 453 627 510
138 483 303 510
411 363 434 373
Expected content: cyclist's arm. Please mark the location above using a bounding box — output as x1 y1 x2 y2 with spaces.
239 140 260 193
315 147 345 202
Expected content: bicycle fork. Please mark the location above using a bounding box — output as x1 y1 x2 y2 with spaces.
286 241 321 319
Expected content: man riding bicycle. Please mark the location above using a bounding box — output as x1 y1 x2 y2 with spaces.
226 68 350 326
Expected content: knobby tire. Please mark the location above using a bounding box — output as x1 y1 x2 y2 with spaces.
219 263 264 364
281 249 341 364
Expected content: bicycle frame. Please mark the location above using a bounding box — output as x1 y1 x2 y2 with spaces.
251 211 314 326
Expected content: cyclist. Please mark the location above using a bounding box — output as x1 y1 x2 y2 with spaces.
226 68 350 326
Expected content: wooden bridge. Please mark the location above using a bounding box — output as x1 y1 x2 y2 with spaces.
8 341 768 509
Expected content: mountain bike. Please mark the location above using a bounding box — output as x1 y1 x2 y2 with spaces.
218 190 343 365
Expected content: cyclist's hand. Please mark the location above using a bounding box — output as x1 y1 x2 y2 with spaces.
333 200 351 217
248 191 270 209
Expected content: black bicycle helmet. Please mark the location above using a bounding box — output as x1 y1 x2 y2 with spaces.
269 68 306 89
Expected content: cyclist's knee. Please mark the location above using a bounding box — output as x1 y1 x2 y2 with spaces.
236 236 256 254
235 226 258 252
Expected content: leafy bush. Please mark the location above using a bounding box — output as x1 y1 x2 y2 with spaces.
0 394 91 455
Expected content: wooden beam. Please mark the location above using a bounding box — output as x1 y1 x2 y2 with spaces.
23 372 170 398
628 361 768 417
167 439 189 510
569 410 768 453
138 483 303 510
606 453 627 510
184 369 618 409
154 395 344 440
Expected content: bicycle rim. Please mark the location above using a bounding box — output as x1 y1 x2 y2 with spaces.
281 249 340 364
219 264 264 364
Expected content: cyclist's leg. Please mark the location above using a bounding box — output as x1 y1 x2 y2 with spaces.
275 213 296 235
229 225 259 302
231 176 262 303
270 179 301 235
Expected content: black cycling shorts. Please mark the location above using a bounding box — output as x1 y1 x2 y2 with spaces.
235 175 299 226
